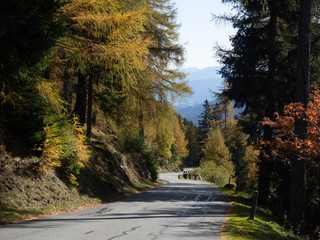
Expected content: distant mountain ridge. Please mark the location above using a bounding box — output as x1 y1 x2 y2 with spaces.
181 66 221 81
176 66 223 107
174 66 224 124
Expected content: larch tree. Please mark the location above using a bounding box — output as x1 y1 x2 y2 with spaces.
54 0 150 141
203 127 231 168
172 115 189 159
200 127 234 184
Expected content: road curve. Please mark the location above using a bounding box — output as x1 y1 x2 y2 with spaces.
0 172 230 240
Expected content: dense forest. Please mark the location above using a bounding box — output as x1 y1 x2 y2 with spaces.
0 0 192 181
0 0 192 223
1 0 320 238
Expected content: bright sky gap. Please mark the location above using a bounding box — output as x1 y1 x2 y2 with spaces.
174 0 236 69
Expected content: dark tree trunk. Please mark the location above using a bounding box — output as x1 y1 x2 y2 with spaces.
268 1 277 99
86 74 93 144
290 0 311 230
258 126 272 206
258 3 277 207
62 70 73 115
74 72 87 125
138 109 144 137
92 111 97 126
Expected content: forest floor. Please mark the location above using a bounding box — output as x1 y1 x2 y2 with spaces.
0 129 157 225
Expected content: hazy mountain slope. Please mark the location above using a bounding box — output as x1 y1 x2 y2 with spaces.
175 67 223 123
176 66 223 107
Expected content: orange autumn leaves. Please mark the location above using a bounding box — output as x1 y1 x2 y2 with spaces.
263 86 320 164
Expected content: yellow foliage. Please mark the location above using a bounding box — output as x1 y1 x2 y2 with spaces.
203 127 232 171
36 79 67 116
244 145 259 184
38 117 64 173
57 0 150 76
152 112 175 159
172 116 188 158
37 115 90 183
198 160 232 185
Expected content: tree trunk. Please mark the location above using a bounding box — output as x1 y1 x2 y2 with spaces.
257 2 277 207
258 126 272 206
138 100 145 137
86 74 93 144
74 72 87 125
290 0 311 230
62 70 73 115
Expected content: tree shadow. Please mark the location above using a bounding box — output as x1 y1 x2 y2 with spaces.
0 207 41 225
223 188 296 240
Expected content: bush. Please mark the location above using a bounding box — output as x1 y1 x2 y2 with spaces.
123 133 145 153
123 133 158 182
198 160 232 186
37 115 90 186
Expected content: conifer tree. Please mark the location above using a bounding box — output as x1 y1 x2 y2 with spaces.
184 119 201 167
290 0 312 230
197 99 214 145
218 0 299 206
225 123 248 193
0 0 62 151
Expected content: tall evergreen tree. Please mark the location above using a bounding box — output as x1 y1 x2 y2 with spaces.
184 119 201 167
197 99 214 146
0 0 62 151
225 123 248 193
0 0 62 85
290 0 312 230
218 0 299 206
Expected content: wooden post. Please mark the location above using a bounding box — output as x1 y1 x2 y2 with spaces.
250 190 259 220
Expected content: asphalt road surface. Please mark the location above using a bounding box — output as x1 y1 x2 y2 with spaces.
0 173 230 240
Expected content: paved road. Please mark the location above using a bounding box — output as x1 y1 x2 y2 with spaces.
0 173 230 240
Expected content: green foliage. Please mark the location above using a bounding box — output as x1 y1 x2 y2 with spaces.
184 119 201 167
197 99 214 145
0 0 62 81
123 133 145 153
217 0 298 141
225 123 249 191
0 66 49 152
221 187 301 240
122 133 158 181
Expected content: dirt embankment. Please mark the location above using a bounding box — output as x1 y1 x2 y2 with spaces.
0 131 155 224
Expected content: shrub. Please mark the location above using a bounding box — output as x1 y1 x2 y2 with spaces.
37 115 90 185
198 160 232 186
123 133 158 181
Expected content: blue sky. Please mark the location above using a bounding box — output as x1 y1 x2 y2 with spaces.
174 0 236 69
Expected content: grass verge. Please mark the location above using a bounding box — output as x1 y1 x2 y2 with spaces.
220 188 304 240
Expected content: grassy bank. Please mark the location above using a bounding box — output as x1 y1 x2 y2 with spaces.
220 188 303 240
